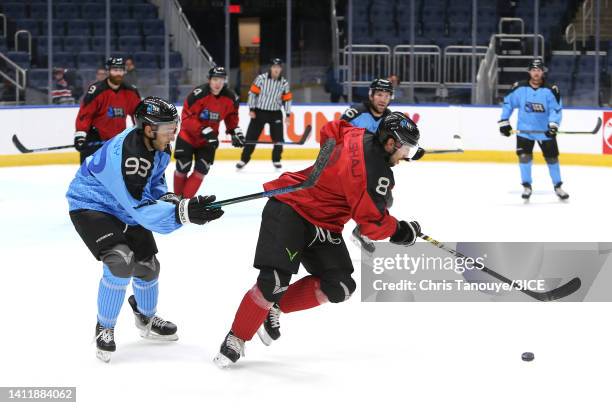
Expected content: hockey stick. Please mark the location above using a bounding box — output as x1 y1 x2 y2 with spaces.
418 233 582 301
222 125 312 146
11 134 102 153
403 135 464 161
511 117 602 135
206 137 336 209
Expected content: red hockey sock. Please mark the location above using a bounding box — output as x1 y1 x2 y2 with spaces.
278 276 328 313
182 172 205 198
231 285 273 341
173 171 187 196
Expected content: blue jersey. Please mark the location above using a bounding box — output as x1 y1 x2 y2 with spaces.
341 102 390 133
66 127 181 234
500 81 562 141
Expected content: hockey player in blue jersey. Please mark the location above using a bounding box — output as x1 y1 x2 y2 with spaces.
498 58 569 201
66 96 224 362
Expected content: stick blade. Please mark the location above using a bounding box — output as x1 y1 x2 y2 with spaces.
452 134 464 151
12 134 32 153
297 125 313 144
532 277 582 301
592 117 603 134
302 138 336 187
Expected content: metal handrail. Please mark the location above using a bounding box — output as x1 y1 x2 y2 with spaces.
341 44 392 85
330 0 340 73
15 30 32 56
498 17 524 34
565 23 576 53
582 0 593 47
492 33 546 61
0 51 27 104
393 44 441 87
443 45 488 87
0 14 6 38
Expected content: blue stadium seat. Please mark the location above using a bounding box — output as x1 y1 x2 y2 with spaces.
54 3 80 20
169 51 182 68
29 4 49 20
141 19 164 36
28 69 49 89
15 19 41 36
144 35 164 51
91 36 117 52
118 36 142 52
6 51 31 69
111 4 131 20
81 3 105 20
131 3 157 19
1 3 27 19
116 20 141 36
52 52 77 68
36 36 64 56
64 36 90 53
92 20 116 36
40 21 67 36
66 20 91 37
133 51 158 69
0 37 7 52
78 52 104 69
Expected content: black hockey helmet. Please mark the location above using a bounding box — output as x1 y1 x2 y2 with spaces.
134 96 179 132
270 58 283 66
527 58 546 71
105 57 125 71
208 65 228 79
377 112 419 148
369 78 394 99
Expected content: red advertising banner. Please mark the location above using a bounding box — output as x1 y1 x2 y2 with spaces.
604 112 612 154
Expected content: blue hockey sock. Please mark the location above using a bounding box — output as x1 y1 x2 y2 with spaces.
132 278 158 318
519 161 533 185
97 265 130 328
547 162 562 186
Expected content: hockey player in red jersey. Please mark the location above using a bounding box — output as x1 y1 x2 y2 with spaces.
174 66 245 198
214 112 424 367
74 57 141 163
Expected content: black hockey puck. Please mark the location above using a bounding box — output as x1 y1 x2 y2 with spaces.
521 352 534 362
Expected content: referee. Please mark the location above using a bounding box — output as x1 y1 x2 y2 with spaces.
236 58 292 170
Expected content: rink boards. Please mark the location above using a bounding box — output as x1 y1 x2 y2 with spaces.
1 103 611 167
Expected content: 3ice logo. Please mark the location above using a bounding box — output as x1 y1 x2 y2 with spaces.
107 107 126 118
525 102 545 113
146 103 160 115
200 109 220 121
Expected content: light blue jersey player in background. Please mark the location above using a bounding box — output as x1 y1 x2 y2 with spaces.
67 96 224 362
498 58 569 201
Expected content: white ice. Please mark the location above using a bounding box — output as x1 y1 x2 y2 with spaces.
1 160 611 408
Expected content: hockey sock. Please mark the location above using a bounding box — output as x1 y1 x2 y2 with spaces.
97 265 130 328
173 171 187 196
519 161 533 185
278 276 328 313
231 285 272 341
546 162 562 186
132 278 158 318
182 172 205 198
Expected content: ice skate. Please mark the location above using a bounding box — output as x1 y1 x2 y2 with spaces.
213 331 245 368
95 322 115 363
273 161 282 169
554 183 569 200
236 160 247 170
351 225 376 253
257 303 281 346
128 295 178 341
521 183 532 202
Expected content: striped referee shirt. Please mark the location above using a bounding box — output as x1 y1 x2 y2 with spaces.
247 72 292 115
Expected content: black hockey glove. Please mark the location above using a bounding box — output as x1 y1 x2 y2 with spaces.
390 220 421 246
545 123 559 138
498 120 512 137
411 147 426 161
201 127 219 147
230 128 245 147
159 192 181 205
175 195 224 225
74 131 87 152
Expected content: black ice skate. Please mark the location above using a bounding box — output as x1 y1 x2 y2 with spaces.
213 331 245 368
128 295 178 341
257 303 281 346
95 322 115 363
351 225 376 253
521 183 532 201
236 160 247 170
273 161 282 169
554 183 569 200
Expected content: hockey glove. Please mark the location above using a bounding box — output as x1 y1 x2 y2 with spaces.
390 220 421 246
545 123 559 138
159 192 181 205
411 147 426 161
201 127 219 147
176 195 224 225
498 120 512 137
74 131 87 152
230 128 245 147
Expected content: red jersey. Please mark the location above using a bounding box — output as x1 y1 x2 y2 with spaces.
179 84 239 148
264 120 398 240
75 80 141 140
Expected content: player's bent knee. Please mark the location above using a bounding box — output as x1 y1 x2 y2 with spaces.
518 153 533 163
133 255 160 281
544 156 559 164
256 267 292 303
100 244 135 278
194 159 212 175
320 275 356 303
175 159 192 174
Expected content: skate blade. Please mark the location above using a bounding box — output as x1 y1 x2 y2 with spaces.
213 353 234 368
256 327 273 346
139 330 178 341
96 349 112 363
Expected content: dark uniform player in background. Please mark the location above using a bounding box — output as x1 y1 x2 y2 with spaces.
66 97 224 363
73 57 141 163
174 66 244 198
236 58 292 170
214 112 423 367
498 58 568 201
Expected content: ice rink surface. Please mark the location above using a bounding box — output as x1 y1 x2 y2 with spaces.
1 159 611 408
